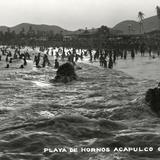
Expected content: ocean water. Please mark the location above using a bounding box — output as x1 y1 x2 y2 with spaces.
0 58 160 160
114 55 160 81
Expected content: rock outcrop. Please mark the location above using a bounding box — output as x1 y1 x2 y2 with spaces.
53 62 77 83
145 87 160 114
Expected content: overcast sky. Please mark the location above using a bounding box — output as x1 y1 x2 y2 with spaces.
0 0 159 30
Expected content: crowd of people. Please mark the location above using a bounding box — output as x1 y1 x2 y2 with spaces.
0 41 160 70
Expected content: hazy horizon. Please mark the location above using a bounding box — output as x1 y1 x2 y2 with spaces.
0 0 159 30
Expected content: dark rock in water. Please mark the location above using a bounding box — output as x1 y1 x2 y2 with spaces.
145 87 160 114
53 62 77 83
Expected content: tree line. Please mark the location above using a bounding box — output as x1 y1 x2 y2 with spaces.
0 26 64 47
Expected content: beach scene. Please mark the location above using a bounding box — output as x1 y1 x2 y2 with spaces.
0 0 160 160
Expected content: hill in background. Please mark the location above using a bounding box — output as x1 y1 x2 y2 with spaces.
0 23 72 35
0 15 159 36
113 15 159 34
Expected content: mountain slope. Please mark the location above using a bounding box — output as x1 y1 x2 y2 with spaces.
113 20 139 34
113 15 160 34
0 15 159 36
0 23 72 35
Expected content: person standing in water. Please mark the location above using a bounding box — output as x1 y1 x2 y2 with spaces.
89 49 93 63
34 52 41 67
113 52 116 64
54 59 59 69
108 54 113 69
99 53 103 66
124 50 127 59
6 54 9 62
131 49 135 59
42 53 50 67
23 56 27 66
148 46 152 57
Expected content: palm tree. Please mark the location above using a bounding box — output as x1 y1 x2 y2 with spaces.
156 6 160 29
138 11 144 33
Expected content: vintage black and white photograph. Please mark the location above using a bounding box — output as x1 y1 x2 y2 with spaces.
0 0 160 159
